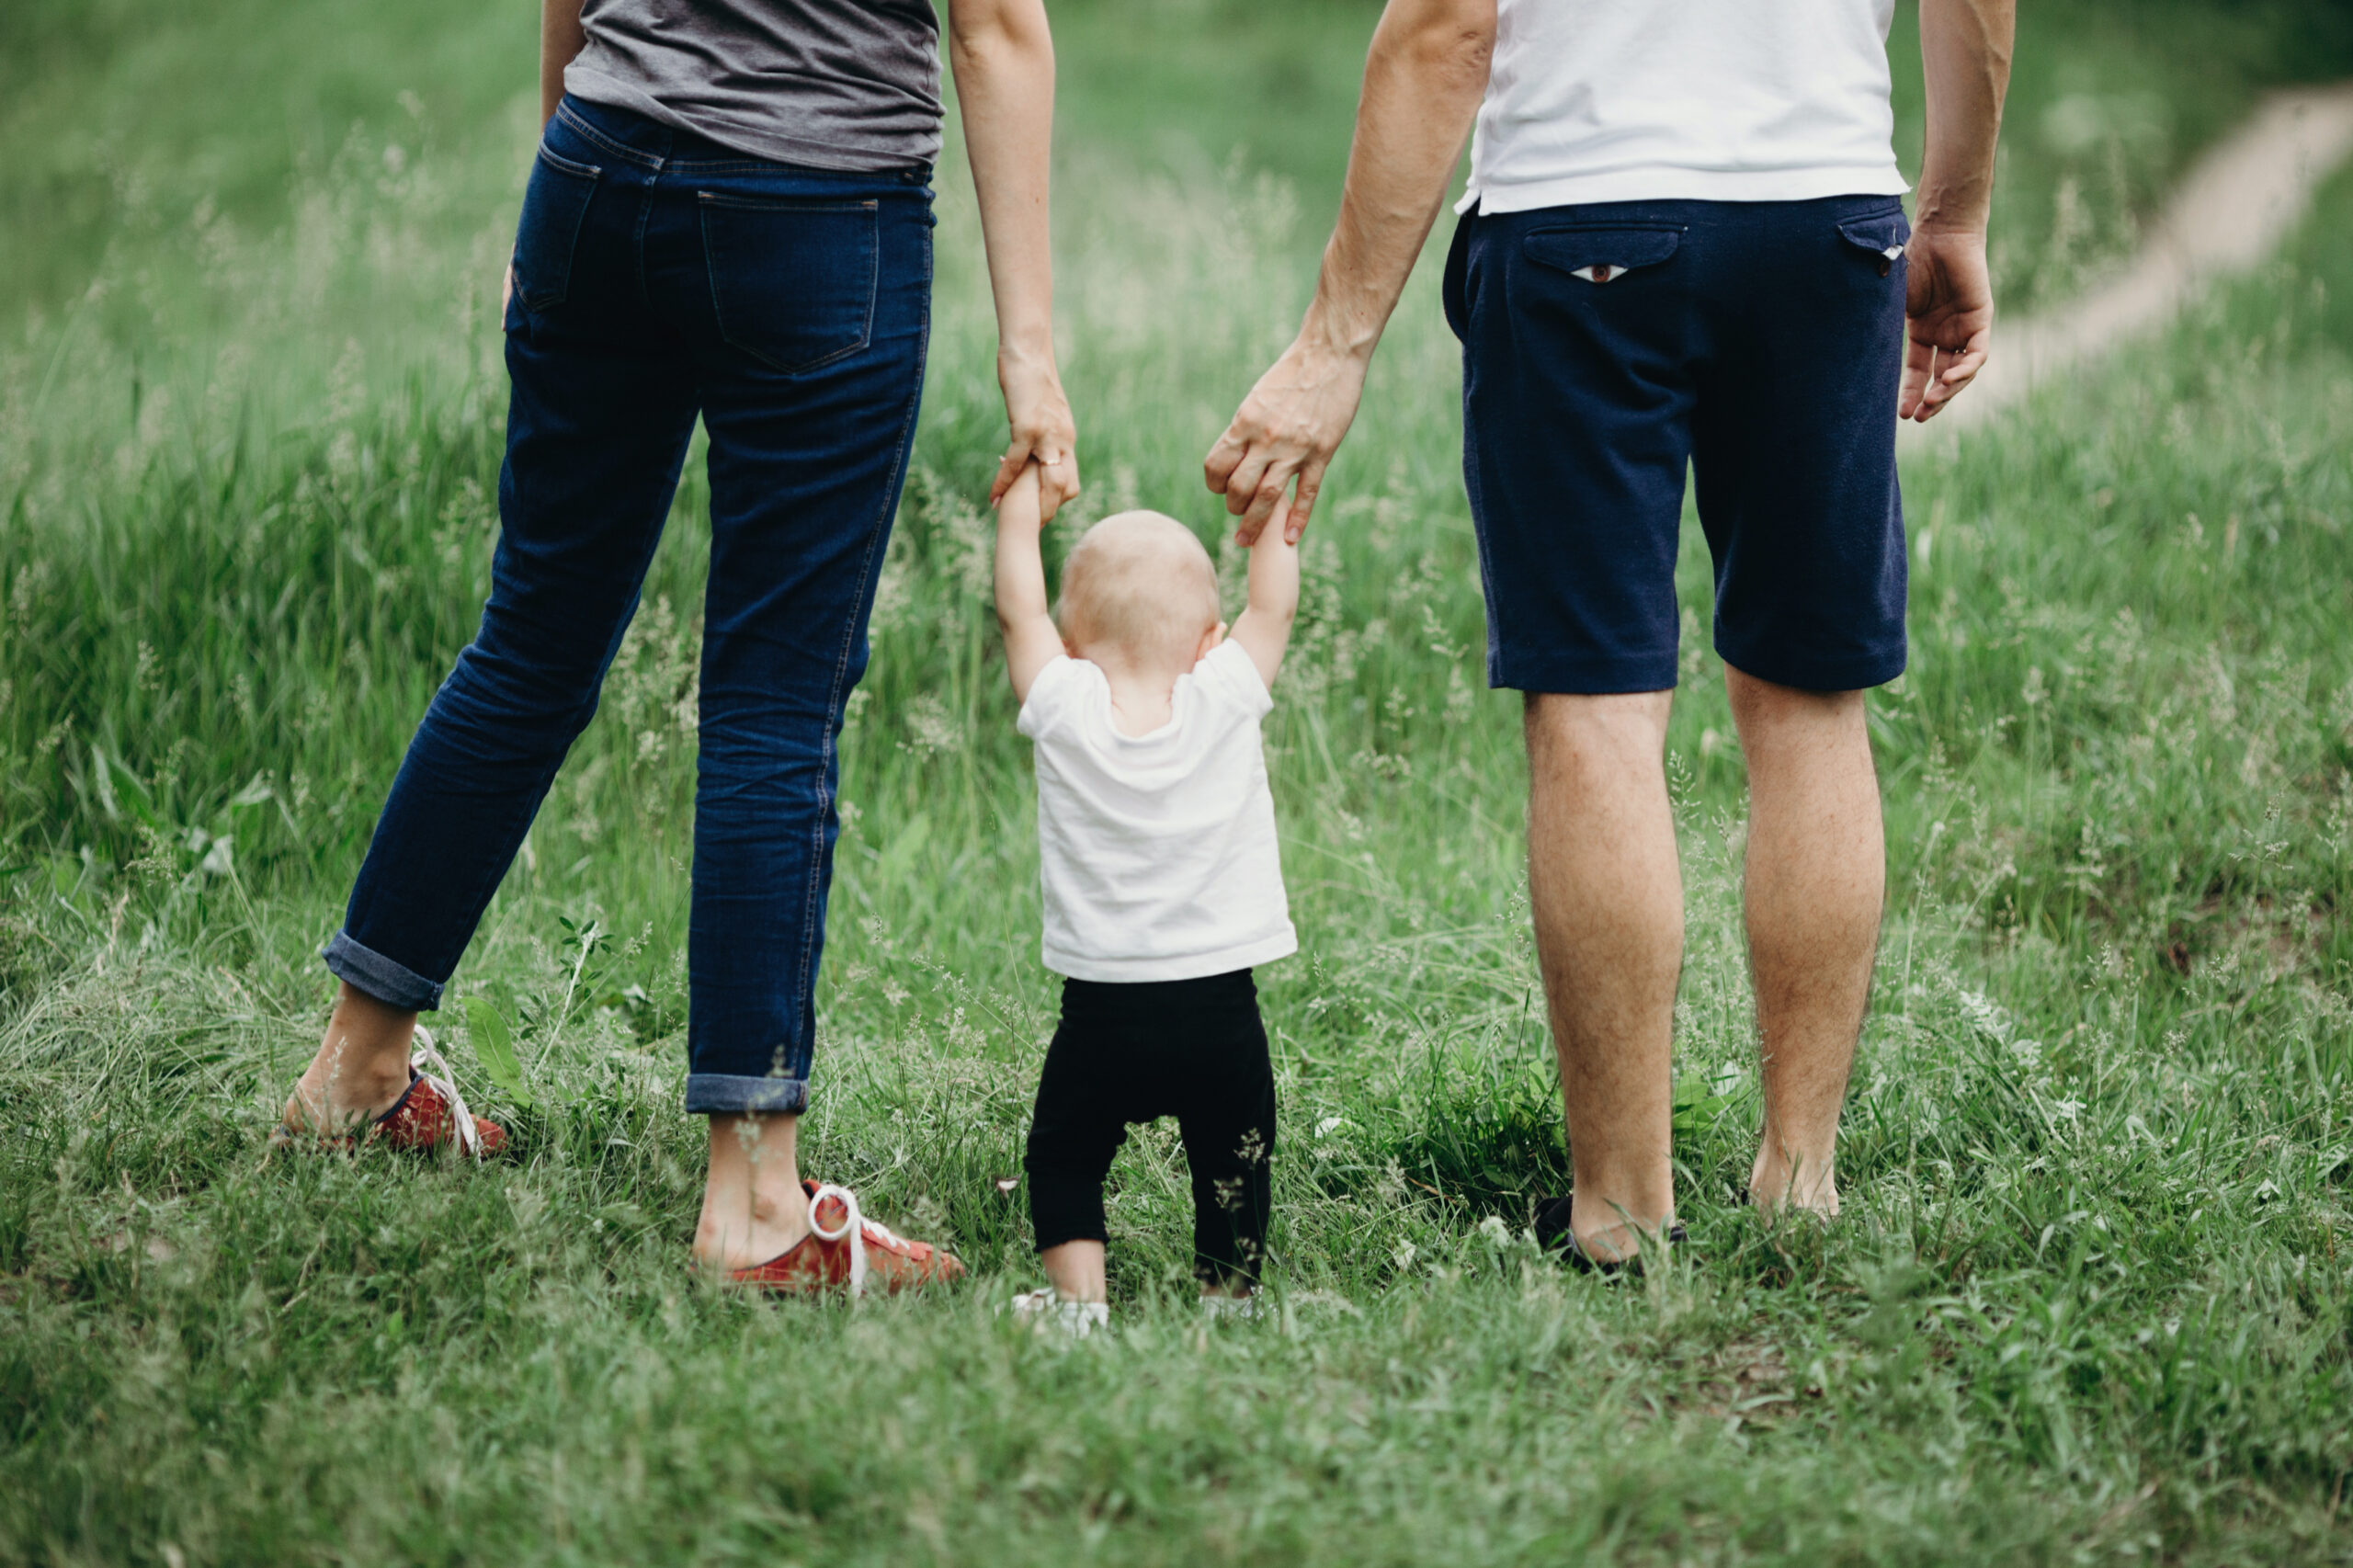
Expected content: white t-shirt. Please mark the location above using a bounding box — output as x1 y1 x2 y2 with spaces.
1016 642 1298 983
1460 0 1910 213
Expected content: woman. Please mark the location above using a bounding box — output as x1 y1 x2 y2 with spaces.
277 0 1077 1292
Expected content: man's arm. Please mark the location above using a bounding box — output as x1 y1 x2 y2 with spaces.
949 0 1081 520
1903 0 2015 422
1204 0 1495 545
541 0 585 128
994 464 1064 702
1229 506 1302 690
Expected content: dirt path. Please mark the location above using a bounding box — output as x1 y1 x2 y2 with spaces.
1915 82 2353 437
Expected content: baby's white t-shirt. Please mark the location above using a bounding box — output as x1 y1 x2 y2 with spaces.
1016 641 1297 983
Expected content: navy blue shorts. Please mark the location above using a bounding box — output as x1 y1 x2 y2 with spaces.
1442 196 1911 695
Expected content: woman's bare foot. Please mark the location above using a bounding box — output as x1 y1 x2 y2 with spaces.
280 983 419 1137
693 1112 813 1270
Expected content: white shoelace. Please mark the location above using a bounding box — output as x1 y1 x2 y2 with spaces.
807 1182 914 1298
407 1027 485 1160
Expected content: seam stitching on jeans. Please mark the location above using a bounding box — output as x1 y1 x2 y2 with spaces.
792 217 930 1080
556 103 665 171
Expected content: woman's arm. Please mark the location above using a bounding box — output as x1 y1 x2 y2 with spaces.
949 0 1080 520
509 2 589 314
541 0 585 128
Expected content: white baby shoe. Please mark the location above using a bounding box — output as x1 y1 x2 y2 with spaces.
1004 1287 1110 1338
1199 1291 1265 1323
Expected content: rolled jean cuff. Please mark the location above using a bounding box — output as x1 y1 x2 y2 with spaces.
323 930 444 1012
684 1073 811 1116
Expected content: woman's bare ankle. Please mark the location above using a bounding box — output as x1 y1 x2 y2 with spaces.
694 1113 811 1270
691 1185 813 1270
281 984 418 1133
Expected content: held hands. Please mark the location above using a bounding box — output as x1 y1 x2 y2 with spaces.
989 344 1081 521
1203 333 1370 548
1900 224 1995 422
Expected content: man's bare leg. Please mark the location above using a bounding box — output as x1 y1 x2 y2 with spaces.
281 982 419 1135
1525 690 1682 1262
1726 665 1885 1218
694 1113 813 1270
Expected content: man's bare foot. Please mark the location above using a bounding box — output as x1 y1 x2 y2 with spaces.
280 983 419 1137
1749 1146 1840 1219
693 1113 813 1270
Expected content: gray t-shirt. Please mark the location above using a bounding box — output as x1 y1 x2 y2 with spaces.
565 0 942 172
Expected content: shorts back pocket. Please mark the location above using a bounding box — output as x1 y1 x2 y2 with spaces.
511 145 602 312
1523 226 1683 284
699 193 880 375
1836 211 1912 277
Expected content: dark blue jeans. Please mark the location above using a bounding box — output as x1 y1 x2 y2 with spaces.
325 97 933 1115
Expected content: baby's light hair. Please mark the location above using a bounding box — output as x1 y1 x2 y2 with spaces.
1056 510 1221 670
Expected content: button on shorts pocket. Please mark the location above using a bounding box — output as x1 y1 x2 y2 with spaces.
510 145 601 312
699 194 881 375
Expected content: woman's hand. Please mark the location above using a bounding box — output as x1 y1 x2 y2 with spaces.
993 343 1080 518
950 0 1079 519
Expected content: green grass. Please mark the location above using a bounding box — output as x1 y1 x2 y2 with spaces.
6 1 2353 1562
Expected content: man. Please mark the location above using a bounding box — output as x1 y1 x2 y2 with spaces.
1208 0 2012 1263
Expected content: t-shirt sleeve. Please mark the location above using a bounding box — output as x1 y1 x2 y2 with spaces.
1191 640 1275 722
1016 654 1084 741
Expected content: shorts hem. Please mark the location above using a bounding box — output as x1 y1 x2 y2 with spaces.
1715 640 1907 694
1489 651 1680 696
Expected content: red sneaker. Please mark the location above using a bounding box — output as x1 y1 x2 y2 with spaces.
272 1028 507 1159
729 1181 965 1297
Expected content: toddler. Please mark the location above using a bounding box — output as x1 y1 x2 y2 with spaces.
993 463 1300 1333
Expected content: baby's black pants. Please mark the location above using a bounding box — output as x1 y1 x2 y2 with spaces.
1024 969 1276 1286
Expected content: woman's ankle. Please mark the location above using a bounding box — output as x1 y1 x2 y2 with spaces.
695 1113 810 1268
283 984 419 1131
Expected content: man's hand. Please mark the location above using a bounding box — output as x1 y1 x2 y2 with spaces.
1202 0 1495 548
1907 0 2012 421
1900 225 1994 422
1204 337 1369 547
990 344 1081 520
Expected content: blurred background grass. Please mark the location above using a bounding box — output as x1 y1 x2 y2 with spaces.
6 2 2353 1562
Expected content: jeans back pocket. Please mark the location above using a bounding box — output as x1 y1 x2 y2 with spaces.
699 193 880 375
511 145 602 313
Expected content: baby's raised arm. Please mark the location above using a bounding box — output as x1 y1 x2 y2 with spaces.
1229 499 1301 689
994 462 1065 702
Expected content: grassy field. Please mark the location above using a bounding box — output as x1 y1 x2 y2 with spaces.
7 1 2353 1562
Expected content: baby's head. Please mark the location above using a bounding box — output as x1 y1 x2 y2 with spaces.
1057 510 1223 677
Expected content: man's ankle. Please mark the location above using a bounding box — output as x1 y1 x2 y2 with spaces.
1750 1149 1838 1215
